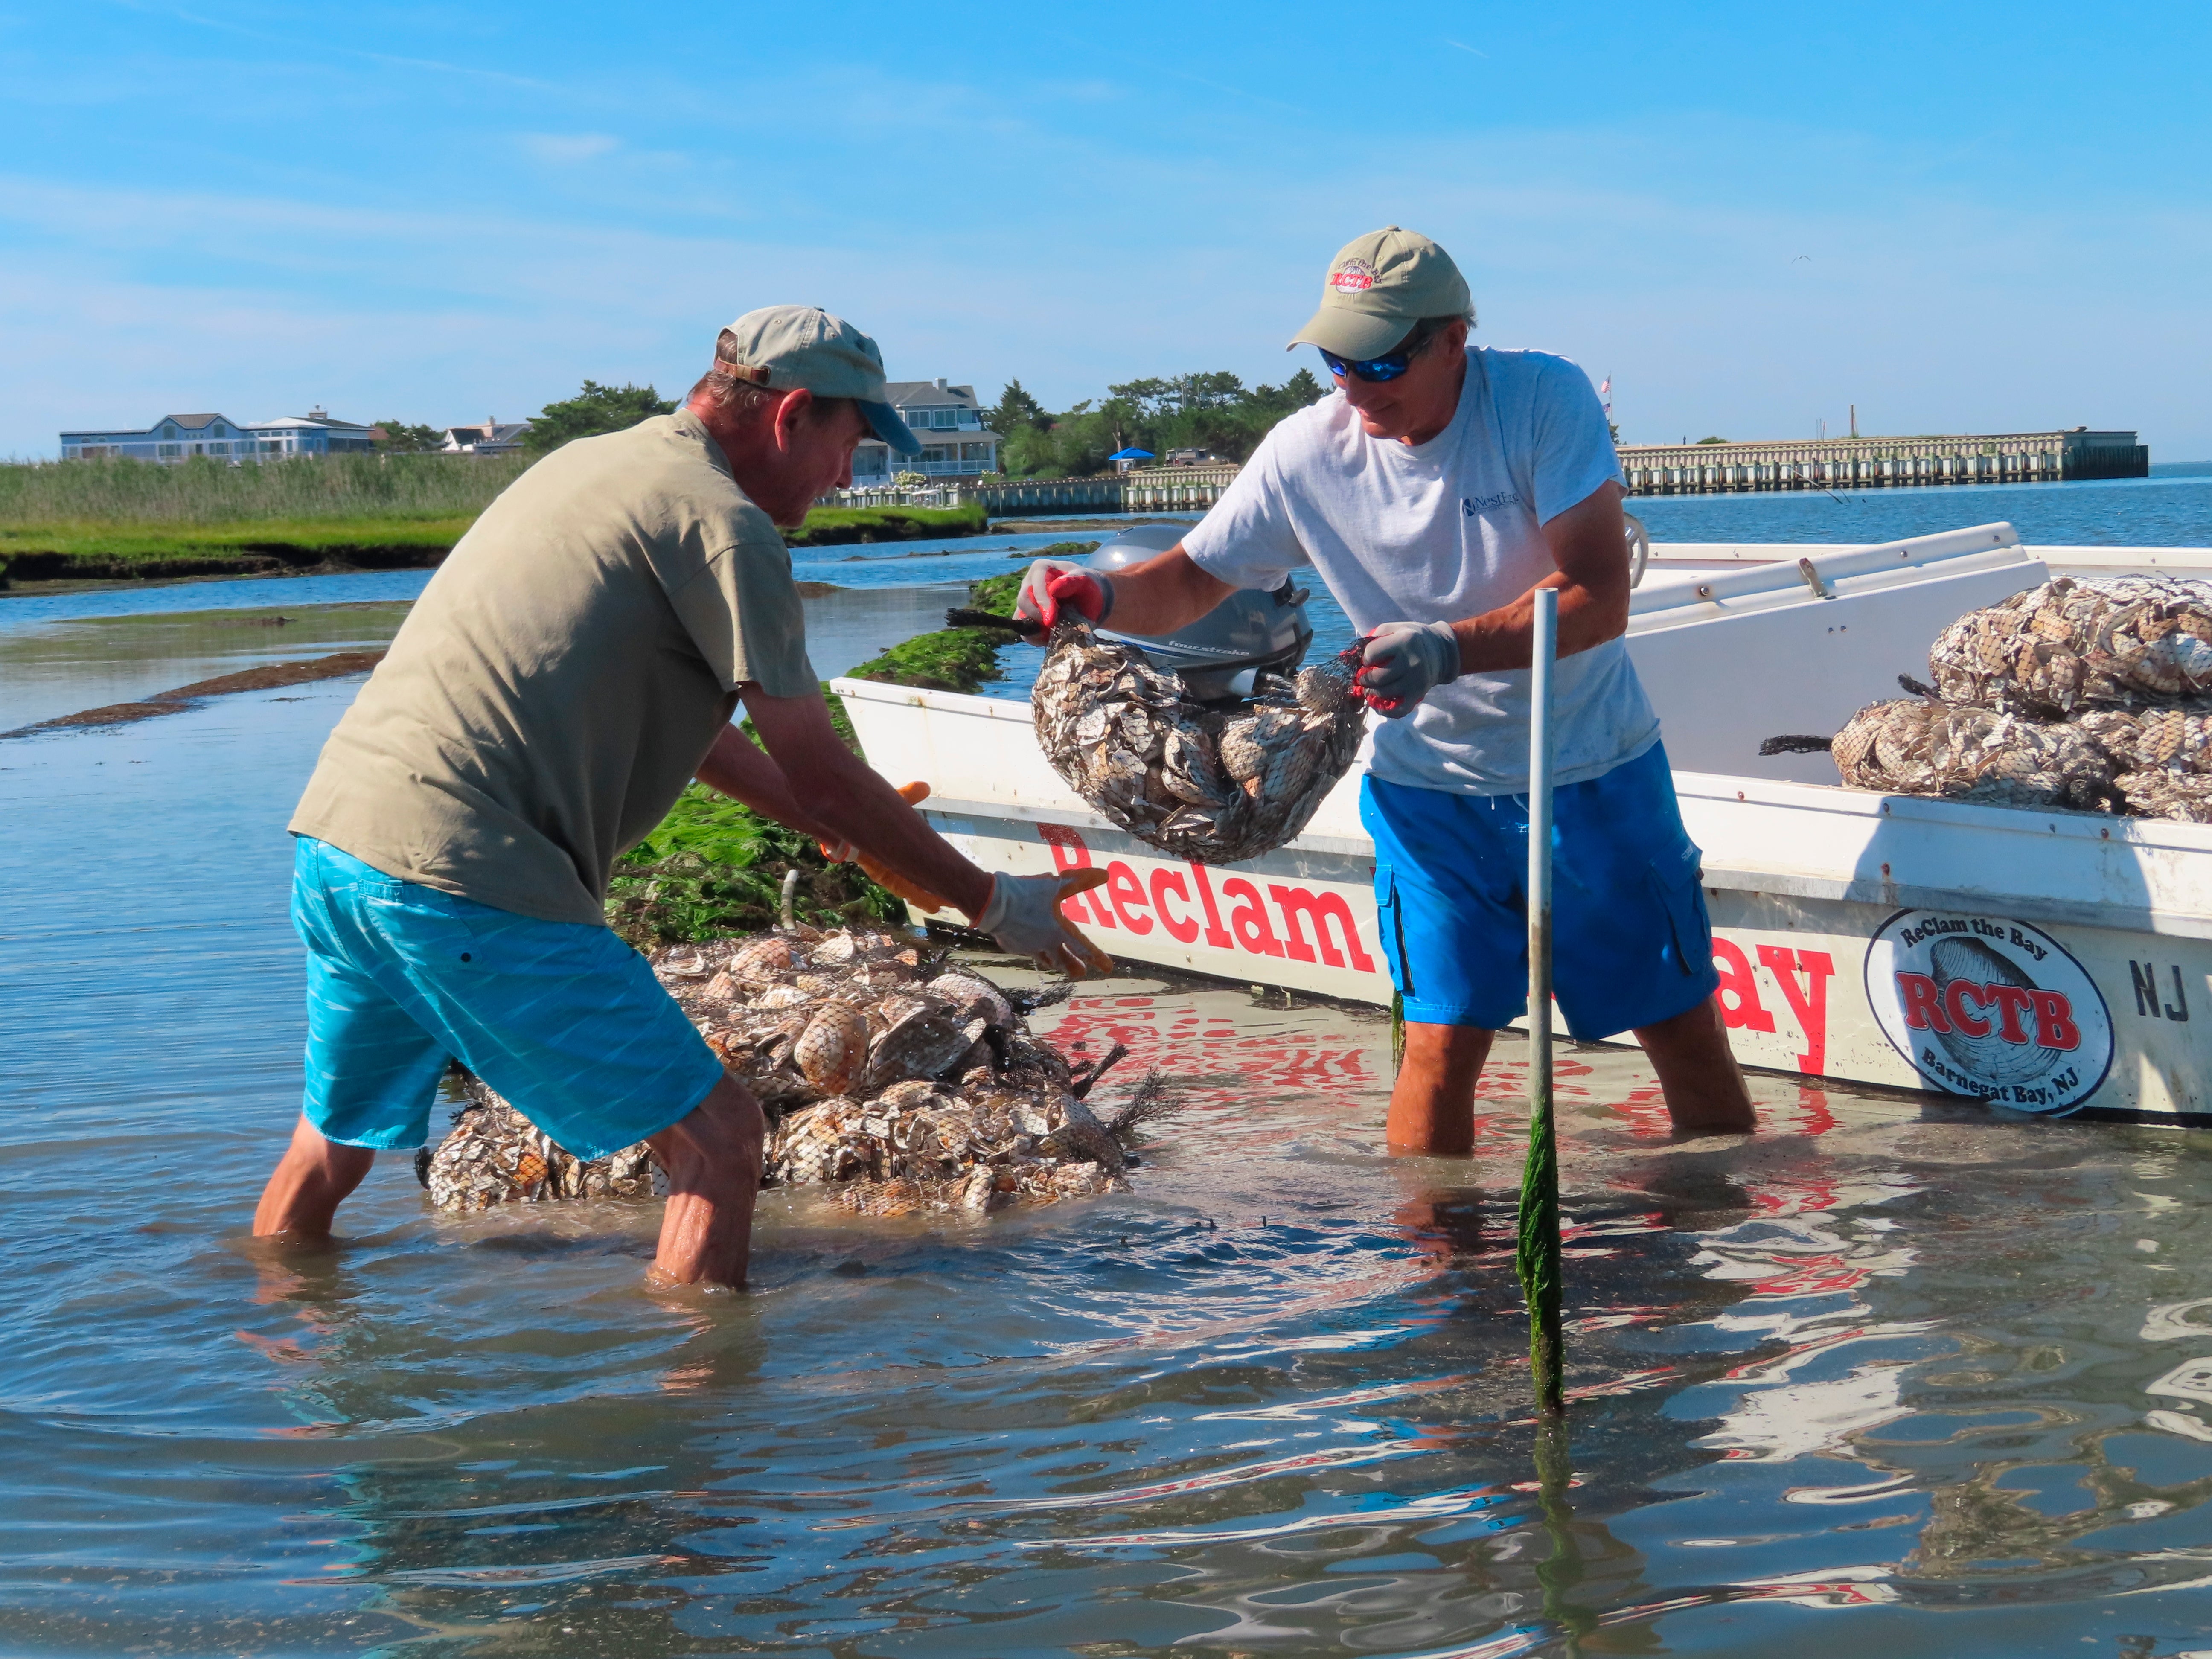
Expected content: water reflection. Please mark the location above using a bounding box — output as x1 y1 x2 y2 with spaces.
0 576 1030 733
7 651 2212 1654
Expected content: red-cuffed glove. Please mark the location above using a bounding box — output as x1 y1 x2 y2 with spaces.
1015 559 1115 630
1355 621 1461 717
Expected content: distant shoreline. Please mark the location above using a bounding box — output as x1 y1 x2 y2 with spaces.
0 503 986 593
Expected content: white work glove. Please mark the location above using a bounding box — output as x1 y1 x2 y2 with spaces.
1014 559 1115 630
1356 621 1461 717
972 870 1114 978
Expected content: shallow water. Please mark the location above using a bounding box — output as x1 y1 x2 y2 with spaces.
7 622 2212 1654
0 578 1029 733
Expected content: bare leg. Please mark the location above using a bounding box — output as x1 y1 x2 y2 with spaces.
1388 1022 1496 1155
645 1073 765 1289
254 1115 377 1237
1634 996 1756 1135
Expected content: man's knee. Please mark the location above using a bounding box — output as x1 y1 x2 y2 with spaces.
651 1075 765 1179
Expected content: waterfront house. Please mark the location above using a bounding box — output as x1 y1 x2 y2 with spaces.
440 418 532 457
61 412 254 463
851 379 1001 483
247 408 377 457
58 407 375 463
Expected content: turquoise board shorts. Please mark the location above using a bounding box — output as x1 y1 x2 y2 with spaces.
1360 742 1720 1041
289 836 724 1160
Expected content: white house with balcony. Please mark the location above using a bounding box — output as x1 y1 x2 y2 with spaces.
249 408 377 457
853 379 1001 483
59 407 376 463
440 418 532 457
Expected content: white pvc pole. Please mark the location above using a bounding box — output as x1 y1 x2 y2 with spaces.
1517 587 1563 1414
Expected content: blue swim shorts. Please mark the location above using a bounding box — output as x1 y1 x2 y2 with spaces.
1359 742 1721 1041
289 836 724 1159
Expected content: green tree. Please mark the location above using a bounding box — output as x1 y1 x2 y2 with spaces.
994 366 1332 477
985 378 1051 437
525 381 676 455
371 420 443 453
1694 435 1729 445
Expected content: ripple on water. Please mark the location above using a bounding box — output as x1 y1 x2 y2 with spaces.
6 646 2212 1655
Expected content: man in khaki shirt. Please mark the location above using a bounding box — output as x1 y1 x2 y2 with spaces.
257 306 1104 1287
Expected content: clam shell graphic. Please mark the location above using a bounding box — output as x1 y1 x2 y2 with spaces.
1929 935 2054 1088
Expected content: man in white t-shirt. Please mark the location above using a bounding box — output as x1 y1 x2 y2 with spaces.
1018 227 1755 1150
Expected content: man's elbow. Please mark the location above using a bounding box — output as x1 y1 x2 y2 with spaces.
1566 575 1631 652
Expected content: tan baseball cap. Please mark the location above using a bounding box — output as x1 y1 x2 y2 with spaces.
717 304 921 455
1287 227 1475 360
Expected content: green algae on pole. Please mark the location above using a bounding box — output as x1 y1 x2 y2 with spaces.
1516 586 1565 1417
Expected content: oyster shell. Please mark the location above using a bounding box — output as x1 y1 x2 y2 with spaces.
422 926 1182 1220
864 995 972 1091
421 1088 663 1212
1032 617 1366 864
793 1003 869 1095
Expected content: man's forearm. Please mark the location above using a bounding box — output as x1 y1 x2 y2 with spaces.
1449 573 1627 673
797 751 995 917
694 725 839 842
1446 483 1632 673
1086 545 1236 636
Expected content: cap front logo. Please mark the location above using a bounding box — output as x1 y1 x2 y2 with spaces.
1329 259 1376 293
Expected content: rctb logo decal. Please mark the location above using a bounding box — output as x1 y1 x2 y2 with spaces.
1864 910 2112 1114
1329 259 1376 292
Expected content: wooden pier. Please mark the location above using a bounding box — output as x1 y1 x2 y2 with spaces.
1619 428 2146 496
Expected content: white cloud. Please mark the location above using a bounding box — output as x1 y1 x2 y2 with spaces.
517 132 620 165
3 99 2207 460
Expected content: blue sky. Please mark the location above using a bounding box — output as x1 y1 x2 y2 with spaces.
6 1 2209 460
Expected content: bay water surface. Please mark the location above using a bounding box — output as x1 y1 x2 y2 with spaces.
6 485 2212 1654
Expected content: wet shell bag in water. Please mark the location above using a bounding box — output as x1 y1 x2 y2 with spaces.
1030 617 1368 865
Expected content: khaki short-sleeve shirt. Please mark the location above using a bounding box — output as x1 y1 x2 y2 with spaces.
290 410 815 926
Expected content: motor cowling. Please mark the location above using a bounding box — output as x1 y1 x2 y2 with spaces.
1087 524 1313 704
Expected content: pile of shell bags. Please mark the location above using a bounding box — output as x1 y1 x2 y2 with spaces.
421 927 1171 1218
1823 577 2212 822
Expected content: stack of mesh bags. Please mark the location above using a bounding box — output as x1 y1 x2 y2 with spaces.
1828 576 2212 822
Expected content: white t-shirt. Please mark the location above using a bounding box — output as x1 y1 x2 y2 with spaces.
1182 346 1659 796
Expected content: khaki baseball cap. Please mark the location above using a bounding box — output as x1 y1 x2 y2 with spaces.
1287 227 1475 360
717 304 921 455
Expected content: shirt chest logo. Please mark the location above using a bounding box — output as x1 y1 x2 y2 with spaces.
1462 491 1522 515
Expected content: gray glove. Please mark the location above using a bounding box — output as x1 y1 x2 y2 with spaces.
972 870 1113 978
1357 621 1461 716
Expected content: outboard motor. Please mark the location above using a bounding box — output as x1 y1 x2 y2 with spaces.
1088 524 1313 705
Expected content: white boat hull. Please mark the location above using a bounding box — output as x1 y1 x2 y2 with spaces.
834 524 2212 1123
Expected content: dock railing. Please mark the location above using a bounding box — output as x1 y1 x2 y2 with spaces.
1618 430 2147 496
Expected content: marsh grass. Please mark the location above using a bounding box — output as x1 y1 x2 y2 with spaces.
788 503 985 544
0 453 528 526
0 455 984 579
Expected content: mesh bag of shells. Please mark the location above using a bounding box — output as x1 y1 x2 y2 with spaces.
1769 576 2212 824
1030 617 1368 864
1929 576 2212 716
420 926 1177 1218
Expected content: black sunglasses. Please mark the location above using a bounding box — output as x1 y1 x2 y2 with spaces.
1317 322 1444 384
